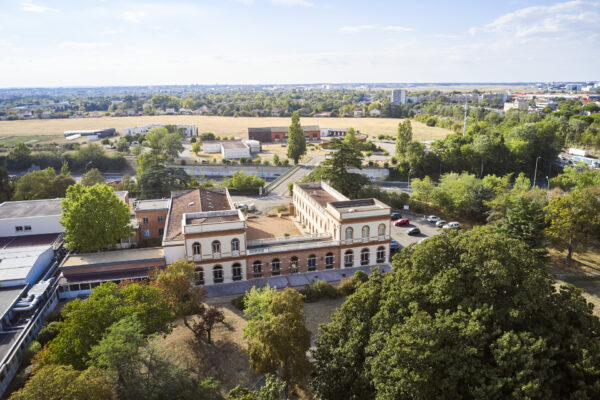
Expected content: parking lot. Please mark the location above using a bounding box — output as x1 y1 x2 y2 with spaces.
390 213 447 249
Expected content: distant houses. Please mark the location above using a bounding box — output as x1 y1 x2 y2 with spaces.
122 124 197 137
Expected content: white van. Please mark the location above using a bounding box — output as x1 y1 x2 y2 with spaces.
442 222 460 230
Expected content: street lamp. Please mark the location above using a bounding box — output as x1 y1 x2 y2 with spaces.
408 167 412 187
546 176 550 197
533 156 541 187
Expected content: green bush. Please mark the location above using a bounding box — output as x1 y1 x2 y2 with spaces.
353 270 368 283
22 341 41 365
231 294 246 311
37 321 60 345
300 281 342 302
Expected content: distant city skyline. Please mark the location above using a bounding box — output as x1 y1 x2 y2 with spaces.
0 0 598 87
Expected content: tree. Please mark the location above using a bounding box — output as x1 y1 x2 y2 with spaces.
116 138 129 153
8 365 114 400
312 228 600 399
243 287 312 388
0 166 13 201
153 260 205 335
409 175 435 209
60 184 131 252
191 141 202 155
320 140 367 198
272 154 280 165
143 127 183 159
287 111 306 164
498 194 546 251
12 167 75 200
45 282 172 369
137 165 190 199
81 168 106 186
224 170 265 194
7 142 32 169
544 187 600 260
199 132 216 142
60 161 70 176
229 374 286 400
191 306 225 344
395 119 412 157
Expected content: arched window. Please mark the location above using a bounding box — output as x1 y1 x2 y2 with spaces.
344 250 353 268
192 242 201 255
212 240 221 255
232 263 242 281
376 246 386 263
271 259 281 276
290 256 299 273
194 267 204 285
307 254 316 271
362 226 370 241
231 238 240 252
253 261 262 278
213 265 223 283
325 253 334 269
345 227 353 242
378 223 386 238
360 248 370 266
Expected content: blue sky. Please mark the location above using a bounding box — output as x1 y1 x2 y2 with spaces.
0 0 598 87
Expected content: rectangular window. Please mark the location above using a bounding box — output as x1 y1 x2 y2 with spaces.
158 228 164 236
24 226 31 231
158 215 163 223
15 226 23 232
142 217 149 224
144 229 150 237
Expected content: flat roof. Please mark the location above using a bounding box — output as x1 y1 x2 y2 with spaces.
304 187 339 208
135 199 169 212
62 247 165 269
222 142 248 149
0 245 52 283
187 214 240 225
0 286 26 320
0 199 62 219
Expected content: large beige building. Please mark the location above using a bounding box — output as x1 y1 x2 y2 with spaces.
161 182 391 286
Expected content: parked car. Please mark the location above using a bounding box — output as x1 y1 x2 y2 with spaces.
394 218 410 226
391 212 402 221
407 227 420 235
390 239 400 251
435 220 447 228
442 222 460 229
426 215 441 223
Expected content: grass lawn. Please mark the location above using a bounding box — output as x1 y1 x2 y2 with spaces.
0 135 54 146
153 295 345 397
547 245 600 277
0 116 452 143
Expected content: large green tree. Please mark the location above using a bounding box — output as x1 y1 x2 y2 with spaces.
320 140 368 198
287 112 306 164
395 119 412 157
0 166 13 201
545 186 600 260
60 184 131 252
80 168 106 186
12 167 75 200
137 165 190 199
312 228 600 399
8 365 114 400
243 287 312 388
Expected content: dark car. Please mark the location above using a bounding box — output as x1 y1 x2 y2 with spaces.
407 227 420 235
390 239 400 252
391 212 402 221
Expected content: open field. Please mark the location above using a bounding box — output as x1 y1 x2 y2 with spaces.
0 116 452 143
154 296 345 397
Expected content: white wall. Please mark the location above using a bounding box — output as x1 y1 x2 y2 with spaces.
163 244 185 264
0 216 63 238
222 146 251 160
202 142 222 153
180 165 290 178
341 243 390 268
185 232 246 260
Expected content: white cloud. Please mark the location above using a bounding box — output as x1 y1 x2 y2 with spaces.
121 10 145 23
234 0 254 4
270 0 313 7
470 0 600 38
19 1 53 13
382 26 414 32
102 27 121 35
57 41 111 49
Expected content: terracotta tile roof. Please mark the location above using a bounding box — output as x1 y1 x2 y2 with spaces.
165 188 232 242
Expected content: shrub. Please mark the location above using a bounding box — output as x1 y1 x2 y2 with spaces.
231 294 246 311
300 281 342 302
37 321 60 345
338 278 358 296
353 270 368 283
190 137 197 143
22 341 41 365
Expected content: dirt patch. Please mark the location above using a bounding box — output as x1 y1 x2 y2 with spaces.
547 245 600 277
555 279 600 317
246 215 300 240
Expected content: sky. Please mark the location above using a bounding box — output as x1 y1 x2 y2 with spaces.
0 0 598 87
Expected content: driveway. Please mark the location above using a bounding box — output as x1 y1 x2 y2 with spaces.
390 213 443 248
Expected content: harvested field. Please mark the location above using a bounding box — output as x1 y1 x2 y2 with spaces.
0 116 452 143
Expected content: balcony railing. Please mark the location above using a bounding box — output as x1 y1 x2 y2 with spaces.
247 240 340 255
247 232 330 247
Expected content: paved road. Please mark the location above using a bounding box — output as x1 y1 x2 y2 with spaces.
267 165 313 196
390 213 445 249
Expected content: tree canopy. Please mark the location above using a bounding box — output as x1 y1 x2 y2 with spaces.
60 184 131 252
12 167 75 200
312 228 600 399
287 111 306 164
395 119 413 157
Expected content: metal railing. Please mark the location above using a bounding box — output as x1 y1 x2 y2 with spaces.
247 239 340 255
247 232 330 247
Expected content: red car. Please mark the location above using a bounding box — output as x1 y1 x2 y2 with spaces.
394 218 410 226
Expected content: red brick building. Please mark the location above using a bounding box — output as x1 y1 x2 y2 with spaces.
248 125 321 143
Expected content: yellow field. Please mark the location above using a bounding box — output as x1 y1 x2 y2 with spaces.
0 115 451 143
